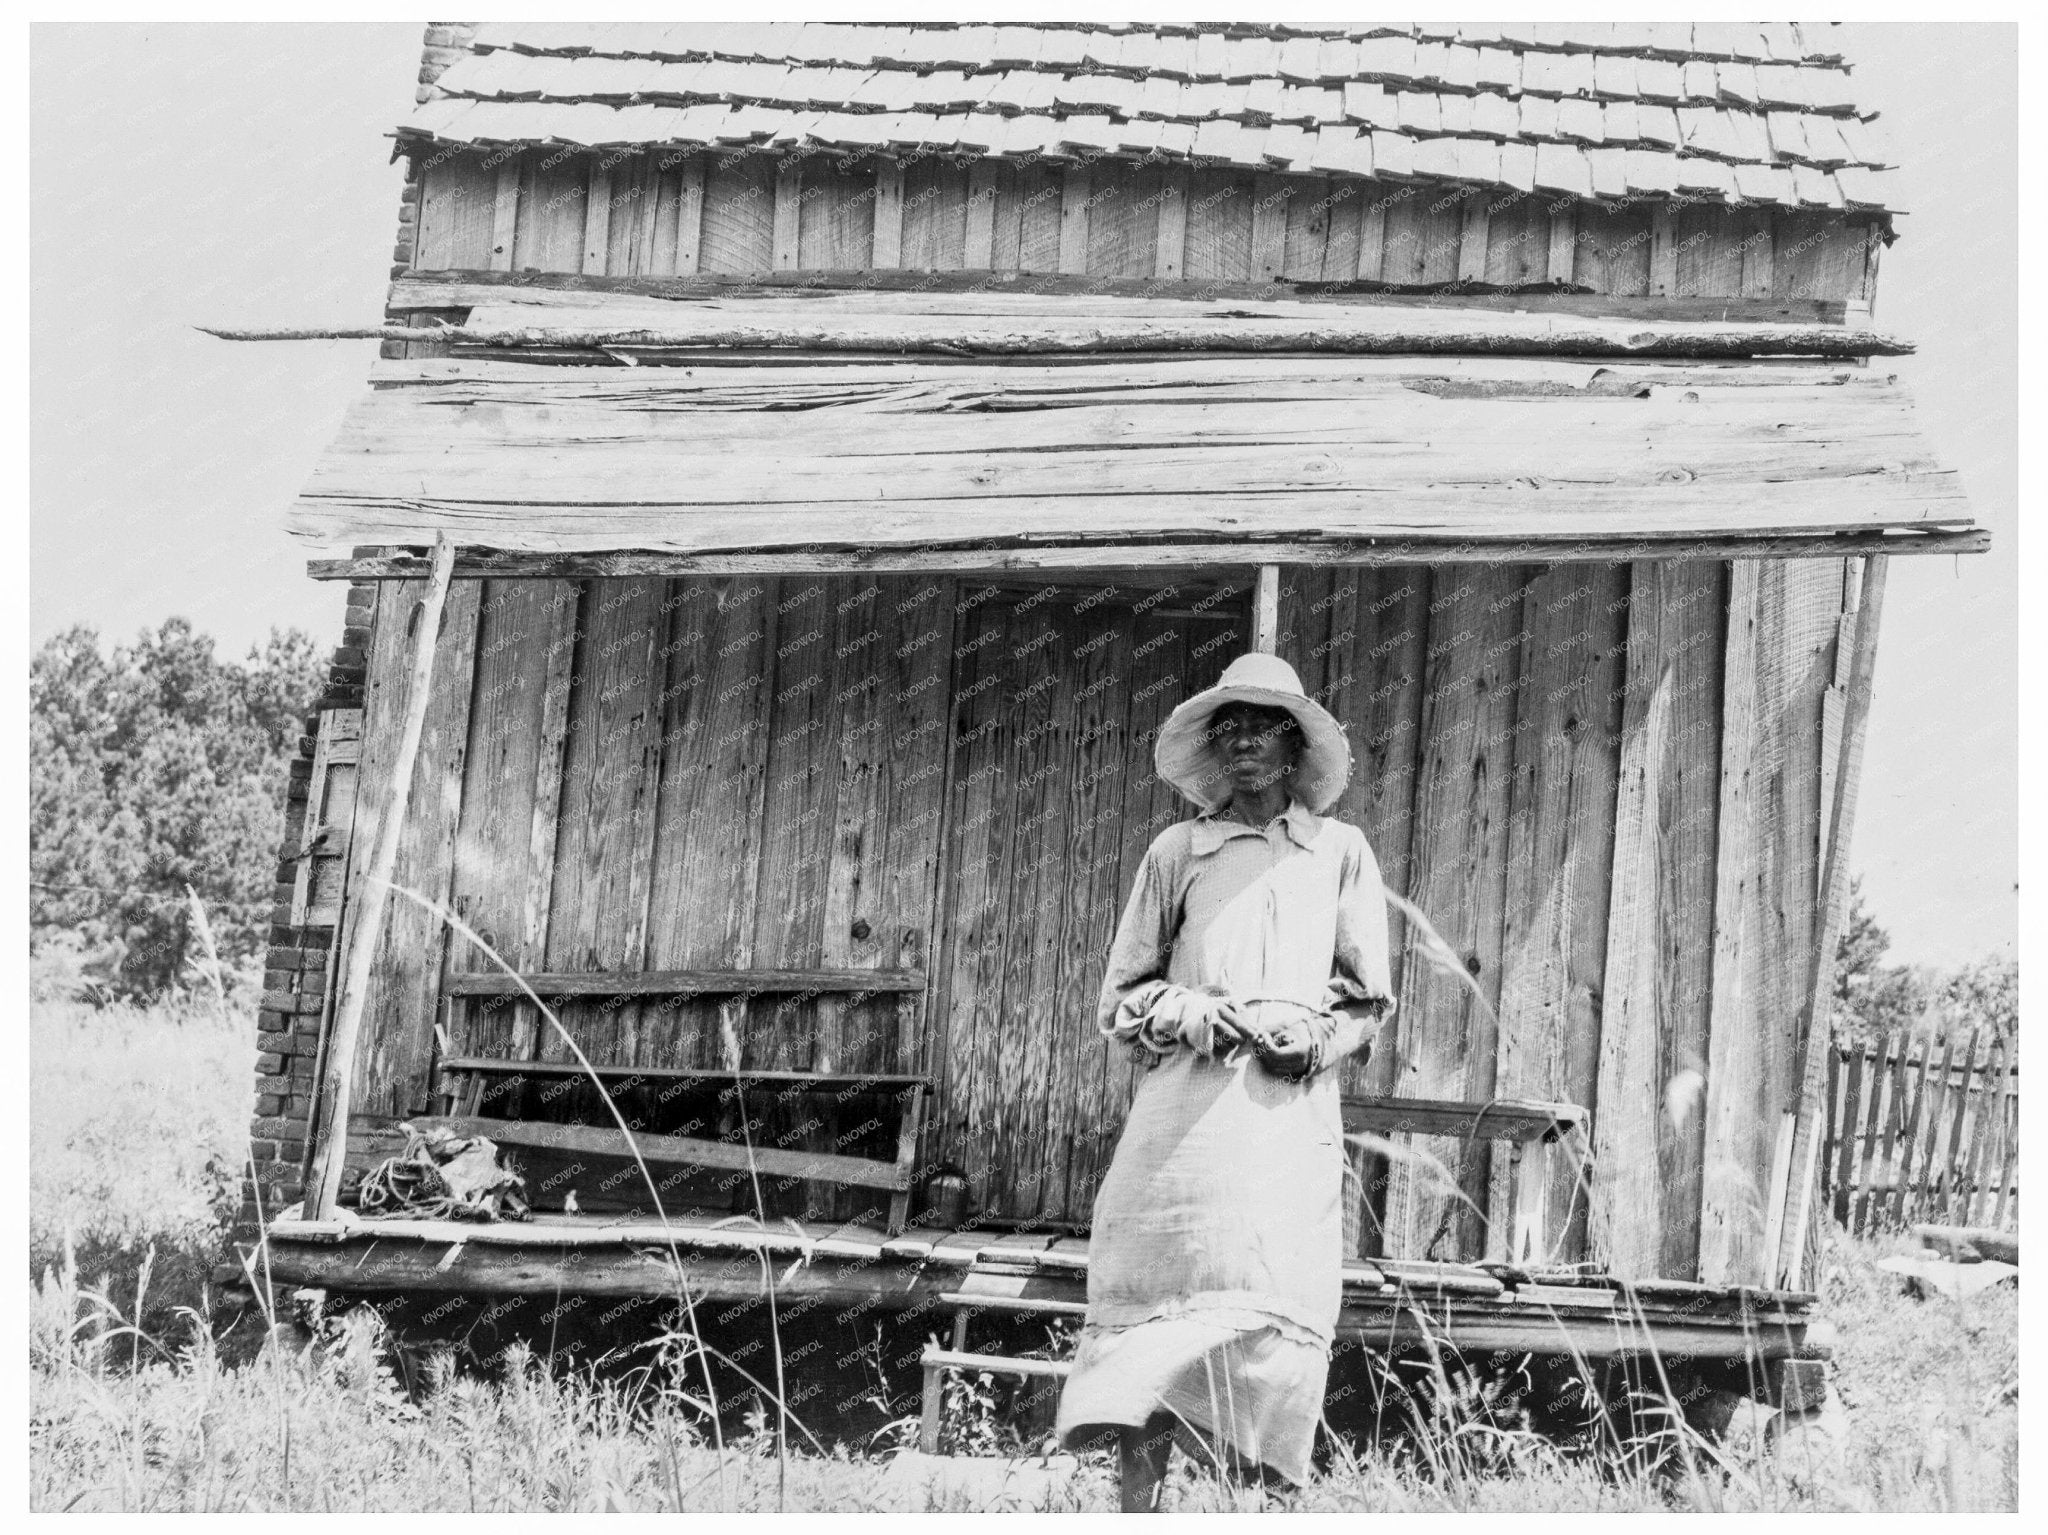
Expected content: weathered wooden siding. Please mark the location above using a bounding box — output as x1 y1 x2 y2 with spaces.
304 356 1961 565
638 578 775 1078
1699 558 1848 1284
1494 565 1629 1261
340 576 481 1117
929 583 1241 1223
1587 563 1725 1279
445 579 577 1059
337 572 1249 1224
1380 567 1528 1259
1277 567 1429 1256
331 556 1852 1271
409 146 1880 301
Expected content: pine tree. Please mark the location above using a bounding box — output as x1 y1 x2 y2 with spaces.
29 619 324 998
1832 878 1930 1049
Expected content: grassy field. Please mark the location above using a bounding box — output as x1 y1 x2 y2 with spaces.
29 994 249 1335
29 996 2019 1512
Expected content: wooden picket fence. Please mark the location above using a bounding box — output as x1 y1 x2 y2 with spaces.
1824 1028 2019 1236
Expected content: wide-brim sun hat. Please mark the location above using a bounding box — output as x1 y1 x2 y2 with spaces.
1155 652 1352 814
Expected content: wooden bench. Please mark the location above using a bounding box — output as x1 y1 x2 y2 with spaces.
428 968 931 1233
1342 1095 1590 1268
441 968 928 1001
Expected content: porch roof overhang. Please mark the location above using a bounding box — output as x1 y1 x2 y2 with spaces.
275 289 1983 576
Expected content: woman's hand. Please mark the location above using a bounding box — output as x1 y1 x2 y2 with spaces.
1185 993 1251 1059
1206 1000 1267 1061
1254 1024 1317 1079
1140 986 1246 1060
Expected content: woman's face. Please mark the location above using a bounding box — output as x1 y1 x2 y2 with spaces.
1207 702 1303 795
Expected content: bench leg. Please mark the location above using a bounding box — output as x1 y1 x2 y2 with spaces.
920 1354 945 1454
1484 1144 1514 1264
1512 1141 1550 1266
887 1085 927 1237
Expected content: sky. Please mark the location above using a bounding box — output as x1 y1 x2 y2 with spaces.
27 21 2018 969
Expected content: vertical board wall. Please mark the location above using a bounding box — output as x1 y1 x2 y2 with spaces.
405 145 1880 302
331 562 1855 1281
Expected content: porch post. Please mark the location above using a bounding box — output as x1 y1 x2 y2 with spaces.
1776 554 1888 1286
304 535 459 1219
1252 564 1280 652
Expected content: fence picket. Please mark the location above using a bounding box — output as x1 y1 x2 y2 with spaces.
1909 1033 1958 1228
1822 1028 2015 1234
1886 1035 1933 1229
1832 1041 1863 1226
1852 1027 1893 1235
1938 1029 1983 1223
1991 1055 2019 1226
1826 1043 1843 1223
1870 1037 1912 1234
1961 1039 2005 1226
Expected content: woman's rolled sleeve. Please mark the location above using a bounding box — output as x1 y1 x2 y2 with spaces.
1096 839 1182 1061
1325 829 1398 1063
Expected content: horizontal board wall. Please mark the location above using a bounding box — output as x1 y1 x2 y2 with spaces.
410 145 1881 299
299 356 1962 564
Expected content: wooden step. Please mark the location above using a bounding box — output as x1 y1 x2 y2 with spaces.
920 1344 1072 1379
937 1290 1088 1317
919 1343 1074 1454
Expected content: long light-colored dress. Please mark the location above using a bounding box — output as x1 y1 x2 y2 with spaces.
1053 796 1396 1486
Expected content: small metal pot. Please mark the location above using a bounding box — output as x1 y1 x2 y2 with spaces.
921 1165 971 1228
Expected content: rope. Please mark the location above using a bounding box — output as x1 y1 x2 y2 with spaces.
356 1123 529 1223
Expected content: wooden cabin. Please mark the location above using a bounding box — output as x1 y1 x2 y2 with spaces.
231 22 1982 1393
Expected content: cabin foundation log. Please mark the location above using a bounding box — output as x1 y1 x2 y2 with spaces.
254 1216 1829 1369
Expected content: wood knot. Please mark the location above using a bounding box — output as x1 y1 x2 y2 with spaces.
850 918 871 941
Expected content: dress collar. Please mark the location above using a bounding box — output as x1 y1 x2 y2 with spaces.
1191 795 1323 856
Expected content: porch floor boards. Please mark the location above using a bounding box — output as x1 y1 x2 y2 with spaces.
262 1210 1824 1363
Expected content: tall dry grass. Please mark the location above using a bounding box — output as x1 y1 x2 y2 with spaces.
29 990 249 1336
28 990 2018 1512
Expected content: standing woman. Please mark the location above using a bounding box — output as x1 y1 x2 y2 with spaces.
1053 653 1397 1511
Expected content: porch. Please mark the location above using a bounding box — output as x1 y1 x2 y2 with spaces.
258 1206 1829 1373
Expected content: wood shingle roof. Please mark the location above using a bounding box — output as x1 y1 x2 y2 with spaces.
401 22 1901 213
